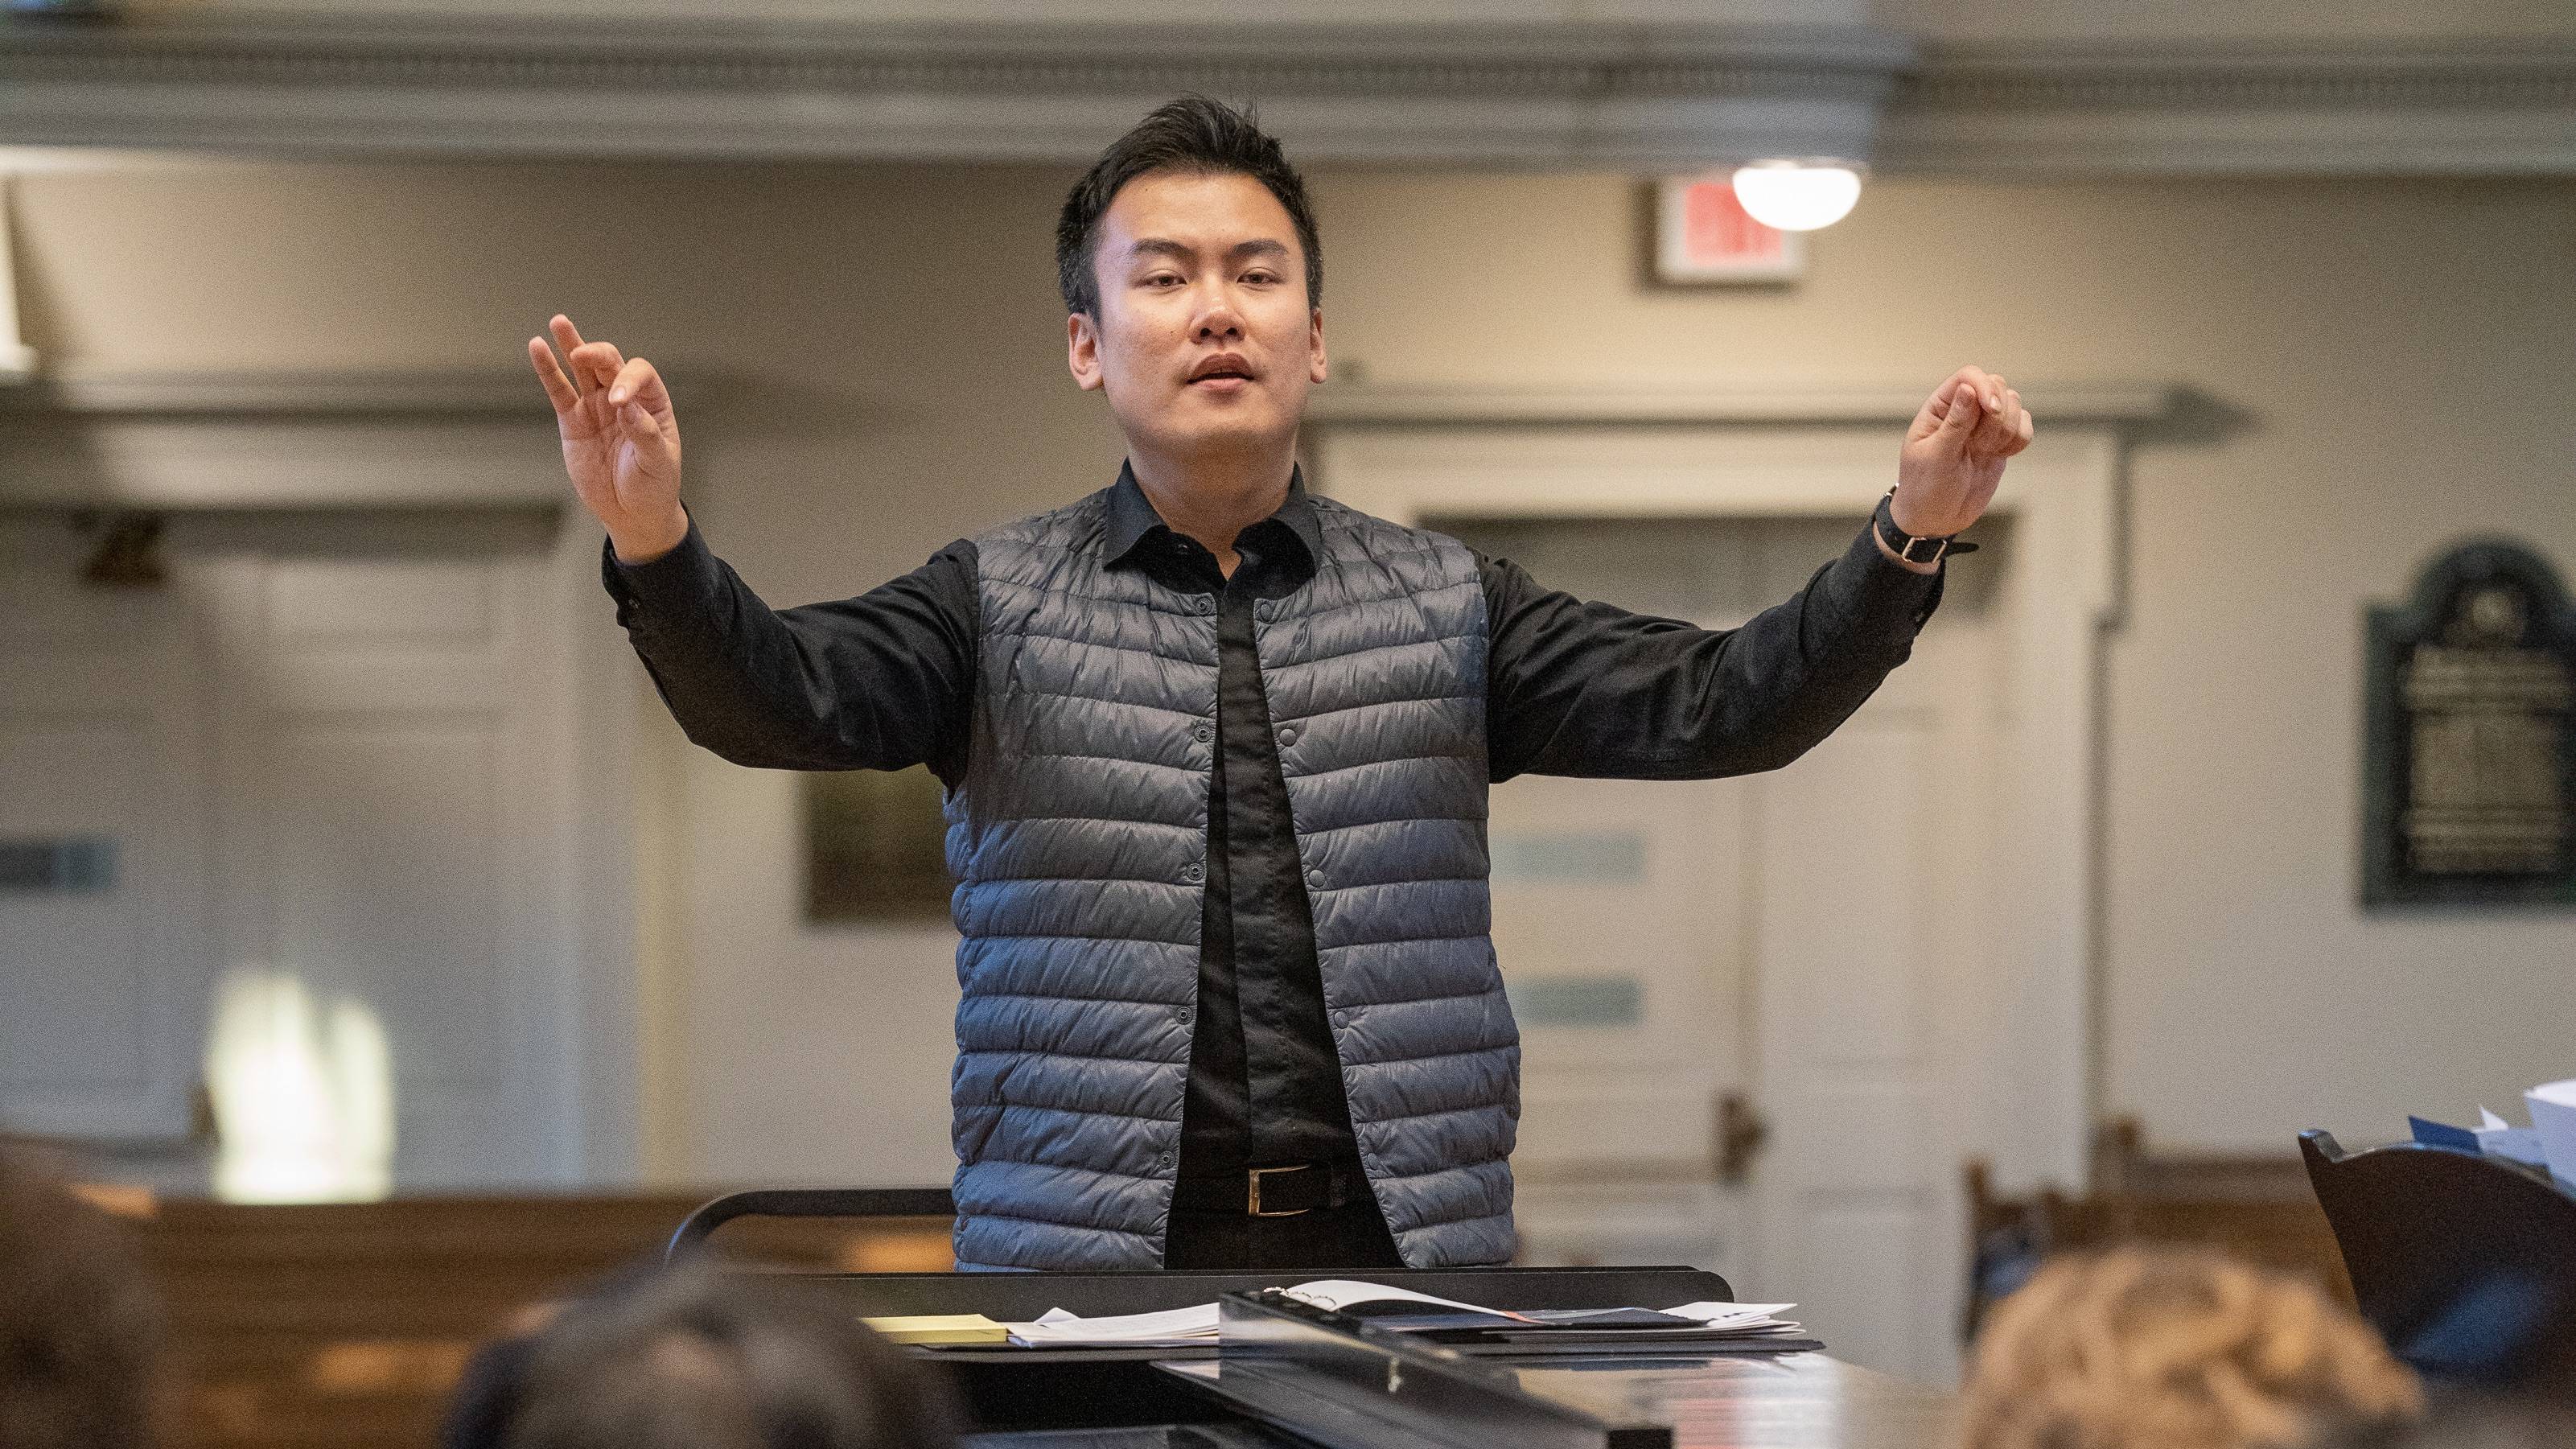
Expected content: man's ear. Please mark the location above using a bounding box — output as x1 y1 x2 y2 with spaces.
1068 312 1105 392
1308 307 1328 385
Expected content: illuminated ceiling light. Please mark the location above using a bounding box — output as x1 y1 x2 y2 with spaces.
1728 161 1864 233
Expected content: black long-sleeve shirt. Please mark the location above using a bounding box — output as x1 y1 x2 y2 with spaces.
604 465 1943 1188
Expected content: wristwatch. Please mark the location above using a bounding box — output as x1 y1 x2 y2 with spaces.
1874 490 1977 565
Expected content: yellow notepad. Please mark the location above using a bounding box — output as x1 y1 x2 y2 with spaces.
861 1313 1010 1346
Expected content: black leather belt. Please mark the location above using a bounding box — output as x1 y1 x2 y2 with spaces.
1171 1160 1364 1217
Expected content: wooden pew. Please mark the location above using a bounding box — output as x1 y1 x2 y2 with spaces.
112 1194 952 1449
1962 1117 2351 1340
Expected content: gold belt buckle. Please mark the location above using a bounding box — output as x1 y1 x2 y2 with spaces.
1247 1164 1314 1217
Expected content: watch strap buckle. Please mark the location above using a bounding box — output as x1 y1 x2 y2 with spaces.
1878 488 1974 564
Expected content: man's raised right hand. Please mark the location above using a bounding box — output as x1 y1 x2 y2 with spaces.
529 314 689 563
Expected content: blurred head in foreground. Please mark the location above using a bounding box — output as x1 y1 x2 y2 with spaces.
1961 1247 2426 1449
454 1264 959 1449
0 1146 165 1449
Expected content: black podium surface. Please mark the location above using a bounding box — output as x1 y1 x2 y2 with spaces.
767 1266 1952 1447
780 1265 1741 1430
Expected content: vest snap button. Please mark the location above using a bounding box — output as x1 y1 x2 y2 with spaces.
1306 868 1326 889
1191 722 1213 744
1277 725 1298 746
1182 862 1204 884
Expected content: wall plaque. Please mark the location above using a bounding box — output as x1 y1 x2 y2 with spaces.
803 766 955 923
2362 541 2576 908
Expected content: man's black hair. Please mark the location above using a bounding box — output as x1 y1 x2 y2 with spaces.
1055 95 1322 318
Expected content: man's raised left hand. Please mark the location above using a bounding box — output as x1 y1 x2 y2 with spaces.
1891 365 2035 544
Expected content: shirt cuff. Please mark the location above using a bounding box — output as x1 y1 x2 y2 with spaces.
1829 516 1947 643
599 513 718 630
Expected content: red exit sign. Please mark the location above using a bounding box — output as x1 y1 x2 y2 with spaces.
1655 177 1804 284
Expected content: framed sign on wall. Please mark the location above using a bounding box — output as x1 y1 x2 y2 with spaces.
804 766 954 922
1652 176 1804 285
2362 540 2576 908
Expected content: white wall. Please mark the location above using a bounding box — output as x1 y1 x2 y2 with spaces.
14 159 1114 1186
11 159 2574 1181
1315 171 2576 1152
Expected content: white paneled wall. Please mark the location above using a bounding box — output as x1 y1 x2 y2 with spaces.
204 545 557 1183
0 519 212 1140
0 512 632 1188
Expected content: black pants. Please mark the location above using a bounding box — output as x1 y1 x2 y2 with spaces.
1162 1195 1406 1271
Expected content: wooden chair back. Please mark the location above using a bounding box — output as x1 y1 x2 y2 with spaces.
1963 1118 2348 1340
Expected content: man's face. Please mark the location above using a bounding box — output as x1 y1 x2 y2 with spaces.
1068 169 1326 461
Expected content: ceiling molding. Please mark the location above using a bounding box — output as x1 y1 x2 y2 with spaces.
1306 382 2179 428
0 15 2565 173
0 14 1910 167
0 365 775 416
1882 41 2576 175
0 368 540 414
0 370 2182 429
0 368 576 508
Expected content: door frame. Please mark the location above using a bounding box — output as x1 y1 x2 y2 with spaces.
1304 382 2171 1198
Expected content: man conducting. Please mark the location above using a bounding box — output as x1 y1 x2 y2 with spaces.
531 97 2032 1273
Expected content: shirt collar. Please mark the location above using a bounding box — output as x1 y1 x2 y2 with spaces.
1104 460 1322 570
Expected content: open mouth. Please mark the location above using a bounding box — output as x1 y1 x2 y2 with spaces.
1188 355 1257 388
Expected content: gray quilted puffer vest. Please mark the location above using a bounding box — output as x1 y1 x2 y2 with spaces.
942 485 1520 1271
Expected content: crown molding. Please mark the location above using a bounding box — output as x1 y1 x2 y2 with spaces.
0 368 577 508
0 368 537 414
0 14 1910 167
1305 382 2179 428
1 370 2179 427
0 14 2564 172
0 365 774 417
1883 40 2576 174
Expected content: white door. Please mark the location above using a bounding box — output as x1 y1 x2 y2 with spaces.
0 517 215 1141
1490 771 1738 1175
199 532 575 1187
1455 513 2003 1385
1747 555 2001 1383
0 513 596 1188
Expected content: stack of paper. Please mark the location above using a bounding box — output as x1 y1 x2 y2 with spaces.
995 1282 1805 1350
861 1314 1010 1346
1657 1302 1806 1336
1448 1302 1806 1344
1004 1303 1220 1348
2476 1107 2548 1168
1274 1279 1545 1323
2526 1079 2576 1190
2413 1082 2576 1192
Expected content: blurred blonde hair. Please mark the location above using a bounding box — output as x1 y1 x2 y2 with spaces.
1960 1247 2426 1449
